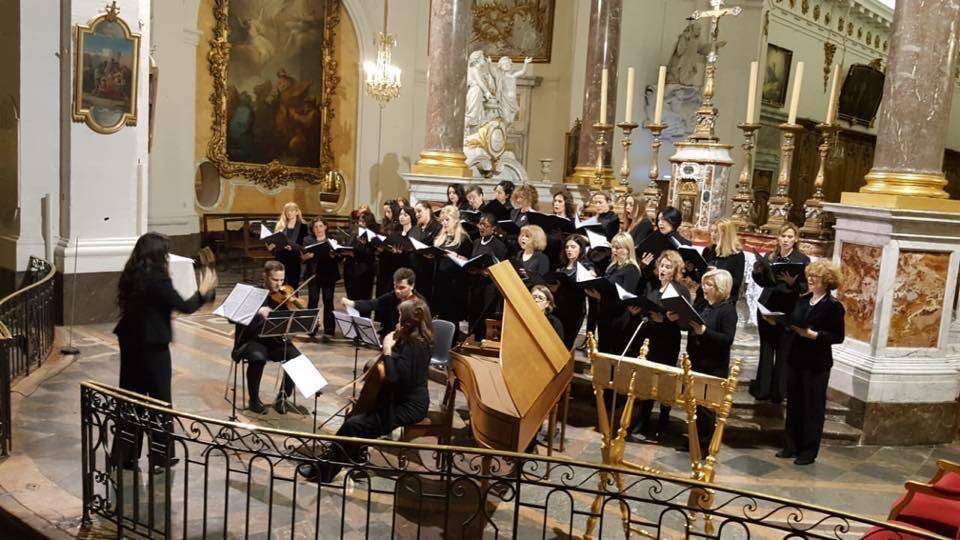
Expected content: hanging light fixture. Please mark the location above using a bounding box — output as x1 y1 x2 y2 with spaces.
364 0 401 106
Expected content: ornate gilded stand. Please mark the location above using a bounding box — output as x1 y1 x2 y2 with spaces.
761 122 803 233
801 123 839 239
642 122 667 219
582 335 741 539
592 122 614 189
730 122 760 231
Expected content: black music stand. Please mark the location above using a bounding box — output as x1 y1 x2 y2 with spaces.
260 308 321 415
333 311 381 398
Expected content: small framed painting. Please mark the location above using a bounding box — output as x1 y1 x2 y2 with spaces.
762 44 793 108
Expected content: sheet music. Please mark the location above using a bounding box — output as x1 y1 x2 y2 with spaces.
574 215 600 229
661 282 680 299
615 282 637 300
259 223 272 240
446 252 469 267
282 354 328 399
575 262 596 282
409 236 429 250
585 229 611 249
213 284 269 325
345 304 360 317
757 303 786 317
328 237 343 250
333 310 357 339
302 238 328 251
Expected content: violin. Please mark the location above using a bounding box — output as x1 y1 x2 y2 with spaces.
269 275 314 310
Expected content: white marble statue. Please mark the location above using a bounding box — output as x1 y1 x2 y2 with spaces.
495 56 532 125
665 23 710 87
465 51 497 131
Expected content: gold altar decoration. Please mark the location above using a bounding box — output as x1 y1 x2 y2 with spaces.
800 123 838 239
206 0 341 189
642 121 667 219
761 123 802 233
613 120 639 212
592 122 614 188
583 335 741 539
364 0 401 107
73 1 141 134
730 122 760 231
688 0 742 143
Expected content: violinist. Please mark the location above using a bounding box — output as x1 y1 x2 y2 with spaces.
341 267 419 340
268 202 309 288
232 261 300 415
299 296 434 483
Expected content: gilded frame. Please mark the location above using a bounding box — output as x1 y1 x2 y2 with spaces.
207 0 341 189
73 2 141 134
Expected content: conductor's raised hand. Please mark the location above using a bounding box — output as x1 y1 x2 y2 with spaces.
198 268 218 295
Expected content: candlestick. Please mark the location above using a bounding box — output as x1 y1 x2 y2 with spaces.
760 123 804 233
616 121 639 188
642 121 667 218
787 61 804 125
592 121 614 188
599 68 608 122
825 64 841 124
625 67 635 123
653 66 666 124
801 123 840 239
746 61 758 123
731 122 760 231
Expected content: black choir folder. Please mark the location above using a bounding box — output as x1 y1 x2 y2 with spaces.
614 283 665 313
660 283 704 326
447 251 499 272
677 245 708 274
526 212 575 234
482 199 511 222
771 261 806 279
635 232 680 258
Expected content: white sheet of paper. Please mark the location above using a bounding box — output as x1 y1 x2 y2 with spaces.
446 252 468 267
282 354 328 399
409 236 428 250
574 215 600 229
329 238 342 250
661 282 679 300
575 262 595 282
333 310 357 338
346 304 360 317
615 282 637 300
757 303 786 317
259 223 272 239
213 284 269 325
585 229 611 249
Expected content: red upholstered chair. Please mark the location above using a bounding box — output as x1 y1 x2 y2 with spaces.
886 460 960 539
862 520 956 539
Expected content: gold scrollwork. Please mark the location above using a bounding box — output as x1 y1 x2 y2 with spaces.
813 4 820 21
823 42 837 92
801 0 809 15
206 0 341 190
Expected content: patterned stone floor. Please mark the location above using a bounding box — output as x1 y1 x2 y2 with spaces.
1 301 958 538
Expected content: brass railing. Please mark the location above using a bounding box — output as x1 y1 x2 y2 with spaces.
0 256 57 455
79 380 940 539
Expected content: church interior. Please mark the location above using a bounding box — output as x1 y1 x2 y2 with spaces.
1 0 960 538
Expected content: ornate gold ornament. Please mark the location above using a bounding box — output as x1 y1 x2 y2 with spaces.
883 39 888 51
824 11 831 26
73 1 141 134
847 22 853 36
857 27 862 39
838 17 844 32
823 42 837 92
813 4 820 21
874 35 880 48
206 0 341 189
801 0 809 15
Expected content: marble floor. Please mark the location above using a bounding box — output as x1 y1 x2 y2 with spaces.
1 306 958 538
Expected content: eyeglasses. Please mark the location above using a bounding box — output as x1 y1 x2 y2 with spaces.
531 294 548 301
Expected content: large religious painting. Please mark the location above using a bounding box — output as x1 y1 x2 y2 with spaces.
469 0 555 63
762 44 792 108
73 2 141 134
208 0 340 188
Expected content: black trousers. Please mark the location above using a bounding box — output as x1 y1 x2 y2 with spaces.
308 281 336 336
784 362 830 461
238 340 297 403
111 343 175 465
750 316 789 402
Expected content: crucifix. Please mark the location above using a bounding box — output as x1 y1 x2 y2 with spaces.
688 0 741 141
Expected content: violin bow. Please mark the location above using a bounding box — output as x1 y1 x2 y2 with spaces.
276 274 316 306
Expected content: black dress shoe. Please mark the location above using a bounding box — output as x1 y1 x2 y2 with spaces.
626 432 649 443
298 462 320 481
793 456 815 466
248 399 267 414
149 457 180 475
775 449 796 459
274 398 288 415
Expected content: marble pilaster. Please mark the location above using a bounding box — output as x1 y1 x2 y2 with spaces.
849 0 960 207
568 0 622 186
411 0 473 177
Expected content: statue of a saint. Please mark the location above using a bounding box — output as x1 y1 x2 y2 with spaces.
465 51 497 130
495 56 532 125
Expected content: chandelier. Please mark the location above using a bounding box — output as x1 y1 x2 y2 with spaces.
364 1 401 106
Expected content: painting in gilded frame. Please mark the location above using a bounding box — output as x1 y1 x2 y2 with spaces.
73 2 141 134
207 0 341 189
762 44 793 108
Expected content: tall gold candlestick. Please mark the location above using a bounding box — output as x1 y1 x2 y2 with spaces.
730 122 760 231
760 123 803 233
642 122 667 219
801 123 839 239
592 122 614 188
616 121 639 187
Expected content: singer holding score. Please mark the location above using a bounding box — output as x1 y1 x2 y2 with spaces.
268 202 309 288
585 232 640 355
112 232 218 471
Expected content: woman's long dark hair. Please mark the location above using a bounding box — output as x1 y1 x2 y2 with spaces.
117 232 171 314
560 234 589 268
394 297 434 350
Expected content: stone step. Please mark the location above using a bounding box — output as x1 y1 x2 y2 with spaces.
730 388 853 424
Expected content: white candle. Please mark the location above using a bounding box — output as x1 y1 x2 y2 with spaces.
788 61 804 125
826 64 841 123
599 68 608 122
746 61 758 123
625 67 635 123
654 65 666 124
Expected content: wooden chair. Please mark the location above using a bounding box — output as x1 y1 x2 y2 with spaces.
400 373 457 469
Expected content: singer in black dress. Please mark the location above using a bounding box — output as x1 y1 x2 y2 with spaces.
513 225 550 288
591 191 621 241
637 206 691 284
112 232 217 470
629 249 691 442
467 214 508 340
585 232 641 355
624 193 655 246
411 201 442 305
299 297 434 483
446 183 468 211
494 180 515 213
377 205 415 298
697 218 746 301
552 234 591 349
545 187 576 268
777 260 845 466
303 217 340 341
431 205 473 326
465 184 486 212
531 285 565 339
268 202 309 288
750 222 810 403
685 269 738 449
343 212 379 313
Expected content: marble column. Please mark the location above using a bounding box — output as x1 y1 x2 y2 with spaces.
851 0 960 206
568 0 622 186
410 0 473 177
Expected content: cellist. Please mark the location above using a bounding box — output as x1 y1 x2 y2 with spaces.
232 260 302 415
298 296 434 483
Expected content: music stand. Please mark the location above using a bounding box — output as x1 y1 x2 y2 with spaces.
259 309 321 415
333 311 381 398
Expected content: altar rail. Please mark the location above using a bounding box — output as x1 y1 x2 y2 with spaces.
79 380 937 539
0 257 56 456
